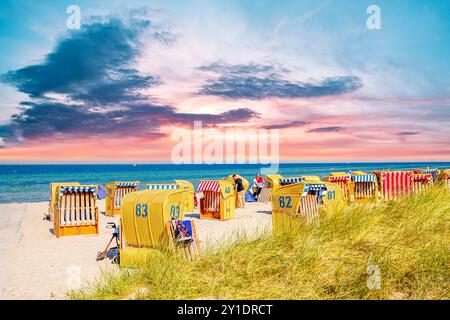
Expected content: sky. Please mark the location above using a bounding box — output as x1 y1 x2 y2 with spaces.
0 0 449 163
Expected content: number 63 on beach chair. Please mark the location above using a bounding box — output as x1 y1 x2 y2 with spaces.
53 185 99 237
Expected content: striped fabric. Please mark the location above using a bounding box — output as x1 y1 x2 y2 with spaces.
201 191 220 213
60 186 96 196
329 176 350 183
413 174 433 192
352 175 375 183
194 193 198 208
381 171 413 201
116 182 138 187
114 186 137 209
197 180 221 192
446 174 450 189
58 188 96 227
279 177 304 185
298 194 319 222
329 176 351 199
147 184 179 190
302 184 327 198
353 176 377 200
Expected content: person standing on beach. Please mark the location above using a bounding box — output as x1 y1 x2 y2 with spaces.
233 175 245 208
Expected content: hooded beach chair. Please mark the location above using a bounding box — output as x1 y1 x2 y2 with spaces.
48 182 80 221
379 171 414 201
197 179 235 220
350 173 378 203
271 180 343 235
53 185 99 237
119 189 200 268
327 172 351 203
146 180 195 214
106 181 139 216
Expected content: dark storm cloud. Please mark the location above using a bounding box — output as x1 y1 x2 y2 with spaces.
0 18 259 145
197 61 363 100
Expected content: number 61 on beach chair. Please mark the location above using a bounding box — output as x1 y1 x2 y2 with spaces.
119 189 200 268
53 185 99 237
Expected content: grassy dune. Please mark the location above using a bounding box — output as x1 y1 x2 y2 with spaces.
73 187 450 300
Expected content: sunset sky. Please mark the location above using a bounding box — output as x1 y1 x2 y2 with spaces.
0 0 449 163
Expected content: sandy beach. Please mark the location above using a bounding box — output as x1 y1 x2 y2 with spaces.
0 200 272 299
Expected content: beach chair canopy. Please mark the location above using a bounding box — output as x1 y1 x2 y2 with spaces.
198 180 221 192
280 177 304 185
147 184 179 190
115 182 138 187
352 174 376 183
60 185 96 196
302 183 327 198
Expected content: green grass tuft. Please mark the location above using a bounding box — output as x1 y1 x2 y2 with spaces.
72 187 450 300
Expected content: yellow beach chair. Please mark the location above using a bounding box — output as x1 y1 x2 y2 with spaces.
146 180 195 214
271 180 343 235
197 179 235 220
350 173 378 203
48 182 80 221
106 181 139 216
53 185 99 237
119 189 200 268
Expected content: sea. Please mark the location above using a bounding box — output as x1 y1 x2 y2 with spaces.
0 162 449 203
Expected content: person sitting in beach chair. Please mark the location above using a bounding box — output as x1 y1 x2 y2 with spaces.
232 174 246 208
252 174 265 201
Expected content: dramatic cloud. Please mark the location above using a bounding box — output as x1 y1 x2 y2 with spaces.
262 120 308 130
0 18 258 145
307 126 346 133
197 62 362 100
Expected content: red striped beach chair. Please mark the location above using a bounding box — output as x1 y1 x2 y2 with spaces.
328 175 351 203
380 171 414 201
197 180 235 220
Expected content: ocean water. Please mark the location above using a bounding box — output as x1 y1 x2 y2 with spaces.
0 162 449 203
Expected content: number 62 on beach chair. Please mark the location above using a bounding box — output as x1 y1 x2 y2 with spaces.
53 185 99 237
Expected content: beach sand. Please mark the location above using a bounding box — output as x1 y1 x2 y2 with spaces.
0 200 272 299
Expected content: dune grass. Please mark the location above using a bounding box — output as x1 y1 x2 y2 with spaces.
72 187 449 300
